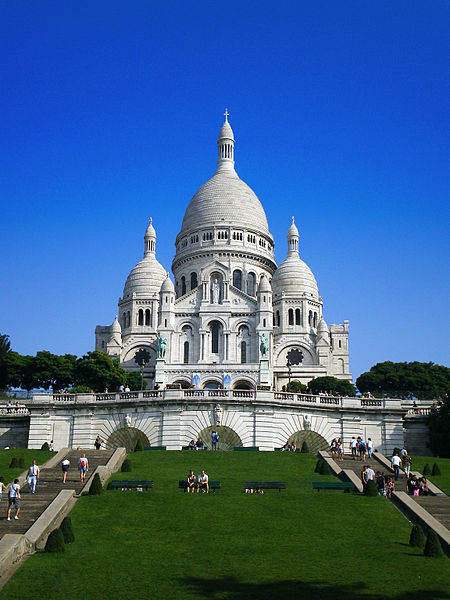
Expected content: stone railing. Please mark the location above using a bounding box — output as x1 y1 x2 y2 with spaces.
0 406 30 416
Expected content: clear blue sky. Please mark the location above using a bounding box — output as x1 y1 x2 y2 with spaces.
1 1 449 379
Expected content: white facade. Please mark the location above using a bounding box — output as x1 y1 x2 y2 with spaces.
95 114 351 390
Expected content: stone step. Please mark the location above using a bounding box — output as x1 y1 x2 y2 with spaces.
413 497 450 529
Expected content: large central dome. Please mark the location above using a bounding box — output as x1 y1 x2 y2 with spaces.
179 113 270 237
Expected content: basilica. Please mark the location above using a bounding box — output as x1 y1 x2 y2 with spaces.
95 113 351 390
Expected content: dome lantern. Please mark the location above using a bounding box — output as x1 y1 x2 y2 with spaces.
144 217 156 255
287 216 299 256
217 109 235 173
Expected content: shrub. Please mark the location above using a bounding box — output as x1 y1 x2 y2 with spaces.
424 529 444 557
409 524 426 547
432 463 441 476
135 439 144 452
9 458 18 468
301 441 309 453
41 442 50 451
314 459 322 473
18 458 25 469
68 385 91 394
89 473 103 495
422 463 431 475
392 447 401 457
59 516 75 543
364 479 378 496
45 528 65 553
288 380 307 393
319 460 330 475
121 459 132 472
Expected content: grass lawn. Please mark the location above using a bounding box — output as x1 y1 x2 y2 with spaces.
2 451 449 600
410 456 450 494
0 449 54 482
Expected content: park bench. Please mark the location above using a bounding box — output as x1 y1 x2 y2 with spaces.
234 446 259 451
181 445 208 450
178 480 221 493
243 481 286 492
312 481 355 492
143 446 166 450
108 480 153 491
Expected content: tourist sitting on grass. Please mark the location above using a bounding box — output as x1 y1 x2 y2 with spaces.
197 470 209 493
386 477 395 498
290 443 297 452
196 438 204 450
245 487 264 494
186 470 197 493
188 440 195 450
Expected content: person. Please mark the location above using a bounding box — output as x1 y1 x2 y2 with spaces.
186 469 197 493
196 438 204 450
291 442 297 452
336 438 344 462
350 437 357 460
119 384 124 392
125 385 130 393
391 453 402 480
197 469 209 493
7 478 20 521
27 460 40 494
104 387 109 393
0 477 10 503
78 453 89 482
400 445 407 456
402 452 412 478
419 477 430 496
375 471 385 496
407 474 419 496
94 436 102 450
386 477 395 498
358 438 367 461
188 439 196 450
367 438 373 458
330 438 337 458
211 430 219 451
61 457 70 483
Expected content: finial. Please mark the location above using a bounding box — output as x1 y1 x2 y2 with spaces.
224 108 229 122
291 216 295 224
149 217 152 225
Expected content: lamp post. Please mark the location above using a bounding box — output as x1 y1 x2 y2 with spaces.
286 357 292 392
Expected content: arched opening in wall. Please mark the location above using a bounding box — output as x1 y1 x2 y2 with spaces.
288 309 294 325
276 311 281 326
122 313 126 328
145 309 151 326
286 430 329 453
295 309 301 326
308 311 312 326
337 358 345 373
190 272 198 289
173 379 191 389
138 309 144 326
233 269 242 290
203 380 223 389
240 341 246 364
313 312 318 328
181 276 186 296
233 379 253 390
209 320 221 354
183 341 189 364
127 312 131 328
106 427 149 453
247 272 256 296
196 425 242 451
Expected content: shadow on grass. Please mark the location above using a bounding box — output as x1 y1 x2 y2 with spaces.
180 576 450 600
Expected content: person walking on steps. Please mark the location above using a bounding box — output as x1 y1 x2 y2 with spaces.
78 454 89 482
27 460 40 494
7 479 20 521
61 457 70 483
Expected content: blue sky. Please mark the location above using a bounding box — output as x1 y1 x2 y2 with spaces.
1 1 449 379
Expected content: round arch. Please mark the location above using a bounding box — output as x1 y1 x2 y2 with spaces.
197 425 242 451
232 379 253 390
122 344 156 364
203 380 223 389
172 379 191 389
106 427 149 453
287 430 329 453
274 344 315 365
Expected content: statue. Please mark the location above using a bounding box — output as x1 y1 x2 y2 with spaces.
259 333 268 358
156 333 167 359
211 278 220 304
214 404 222 426
303 415 311 430
124 414 132 428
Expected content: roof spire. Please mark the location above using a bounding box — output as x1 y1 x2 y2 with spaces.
287 216 299 256
224 108 229 122
217 110 235 173
144 217 157 256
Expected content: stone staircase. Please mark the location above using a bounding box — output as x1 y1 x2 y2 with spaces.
339 454 408 493
413 496 450 529
0 449 113 539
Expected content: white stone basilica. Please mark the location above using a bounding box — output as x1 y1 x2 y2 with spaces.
95 113 351 391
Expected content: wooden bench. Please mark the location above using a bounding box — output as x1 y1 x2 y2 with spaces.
312 481 355 492
143 446 166 450
234 446 259 451
243 481 286 492
108 480 153 491
178 480 221 493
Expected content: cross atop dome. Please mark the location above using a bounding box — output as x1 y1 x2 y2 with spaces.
217 110 235 172
224 108 229 121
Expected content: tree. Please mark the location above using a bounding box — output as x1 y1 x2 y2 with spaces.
45 528 65 552
356 361 450 400
0 335 12 389
74 351 126 393
30 351 76 390
89 473 103 495
308 376 356 397
428 399 450 458
288 380 307 393
3 352 35 391
125 370 147 391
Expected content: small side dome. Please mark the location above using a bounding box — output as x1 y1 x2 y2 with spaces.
111 315 121 333
161 274 175 293
317 318 328 334
258 274 271 293
272 256 319 299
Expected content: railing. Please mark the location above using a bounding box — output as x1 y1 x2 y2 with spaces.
0 406 30 416
360 399 383 407
406 407 432 416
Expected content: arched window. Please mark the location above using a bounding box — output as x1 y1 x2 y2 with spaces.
183 341 189 364
122 313 126 328
241 341 247 364
338 340 342 348
138 309 144 326
263 318 266 327
313 312 318 327
127 311 131 328
190 272 197 289
288 309 294 325
233 269 242 290
308 310 313 326
145 309 151 326
247 272 256 296
210 321 221 354
276 311 281 327
164 318 167 327
295 308 301 326
101 340 105 349
181 276 186 296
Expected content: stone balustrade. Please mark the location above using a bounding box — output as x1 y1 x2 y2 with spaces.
0 406 30 416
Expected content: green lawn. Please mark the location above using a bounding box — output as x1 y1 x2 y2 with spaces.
0 449 54 482
2 451 449 600
411 456 450 494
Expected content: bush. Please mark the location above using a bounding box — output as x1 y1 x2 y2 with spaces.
121 459 132 472
393 447 401 457
9 458 18 468
59 516 75 543
45 528 65 553
424 529 444 557
135 439 144 452
422 463 431 475
432 463 441 476
364 479 378 496
41 442 50 451
301 441 309 453
319 460 330 475
18 458 25 469
68 385 91 394
89 473 103 495
314 459 322 473
288 380 307 393
409 524 426 547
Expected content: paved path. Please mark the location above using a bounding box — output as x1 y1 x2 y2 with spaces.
0 450 113 539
